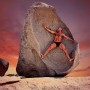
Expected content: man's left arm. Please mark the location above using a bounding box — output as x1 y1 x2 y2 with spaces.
62 34 77 43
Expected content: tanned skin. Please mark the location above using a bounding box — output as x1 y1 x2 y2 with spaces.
41 24 77 62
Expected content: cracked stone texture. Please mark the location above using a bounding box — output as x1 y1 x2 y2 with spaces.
0 58 9 76
16 2 79 77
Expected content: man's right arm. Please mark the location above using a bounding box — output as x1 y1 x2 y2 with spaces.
43 24 56 34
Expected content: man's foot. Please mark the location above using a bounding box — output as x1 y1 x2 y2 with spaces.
41 54 44 59
69 58 74 62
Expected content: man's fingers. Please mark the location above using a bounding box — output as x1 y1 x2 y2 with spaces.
42 23 47 28
73 40 77 43
42 23 45 26
74 40 77 42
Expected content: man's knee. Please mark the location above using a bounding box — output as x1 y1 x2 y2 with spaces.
51 43 56 48
49 47 52 50
59 44 64 50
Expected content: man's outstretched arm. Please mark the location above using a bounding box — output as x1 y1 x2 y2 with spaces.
62 34 77 43
42 24 56 34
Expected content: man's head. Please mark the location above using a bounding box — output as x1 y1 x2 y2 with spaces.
57 27 62 33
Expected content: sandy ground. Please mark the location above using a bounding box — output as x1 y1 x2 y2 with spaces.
0 75 90 90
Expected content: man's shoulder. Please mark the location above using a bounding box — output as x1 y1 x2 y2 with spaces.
61 33 64 36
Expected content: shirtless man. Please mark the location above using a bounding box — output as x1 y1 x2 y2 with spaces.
41 24 77 62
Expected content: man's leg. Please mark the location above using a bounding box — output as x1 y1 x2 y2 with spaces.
59 43 73 62
41 43 56 59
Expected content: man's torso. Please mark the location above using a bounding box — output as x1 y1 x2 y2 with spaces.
54 33 62 42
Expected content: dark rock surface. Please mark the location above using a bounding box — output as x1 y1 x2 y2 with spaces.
16 2 79 77
0 58 9 76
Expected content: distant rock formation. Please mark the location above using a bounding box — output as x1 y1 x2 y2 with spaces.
16 2 79 77
0 58 9 76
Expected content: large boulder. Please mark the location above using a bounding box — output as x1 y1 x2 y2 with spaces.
16 2 79 77
0 58 9 76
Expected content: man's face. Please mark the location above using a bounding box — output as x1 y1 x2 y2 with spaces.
57 27 62 33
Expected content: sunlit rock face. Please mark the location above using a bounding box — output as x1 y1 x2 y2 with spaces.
16 2 79 77
0 58 9 76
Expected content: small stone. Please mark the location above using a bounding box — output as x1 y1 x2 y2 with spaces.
0 58 9 76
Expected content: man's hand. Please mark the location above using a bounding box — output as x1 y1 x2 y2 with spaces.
42 23 47 28
42 23 56 34
69 39 78 44
72 40 77 43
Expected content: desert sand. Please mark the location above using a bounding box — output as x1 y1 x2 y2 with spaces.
0 75 90 90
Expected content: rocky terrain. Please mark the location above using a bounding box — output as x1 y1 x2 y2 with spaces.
0 76 90 90
0 2 83 90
